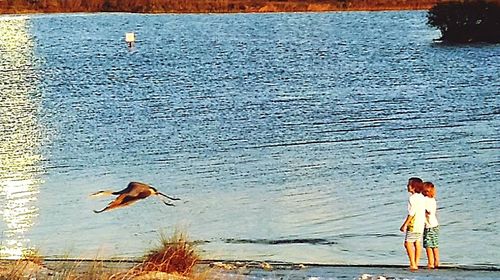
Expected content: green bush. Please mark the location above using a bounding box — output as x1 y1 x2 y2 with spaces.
427 0 500 43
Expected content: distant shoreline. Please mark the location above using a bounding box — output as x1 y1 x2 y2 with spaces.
1 8 433 16
0 8 432 16
0 0 442 15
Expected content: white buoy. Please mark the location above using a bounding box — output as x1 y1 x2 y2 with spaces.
125 32 135 48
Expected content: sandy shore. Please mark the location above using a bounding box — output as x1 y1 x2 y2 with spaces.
2 259 500 280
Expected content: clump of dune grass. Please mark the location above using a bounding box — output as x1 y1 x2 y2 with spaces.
0 248 45 280
0 248 130 280
46 252 137 280
135 229 200 276
21 248 44 265
0 231 216 280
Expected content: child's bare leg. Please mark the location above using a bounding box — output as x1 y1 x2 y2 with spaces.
404 241 417 269
433 248 440 268
425 247 435 268
414 240 422 269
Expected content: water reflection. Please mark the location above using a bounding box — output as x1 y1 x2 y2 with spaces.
0 16 43 259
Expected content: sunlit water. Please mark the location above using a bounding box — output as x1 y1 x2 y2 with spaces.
0 12 498 270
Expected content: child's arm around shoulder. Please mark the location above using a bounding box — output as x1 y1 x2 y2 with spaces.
400 215 413 232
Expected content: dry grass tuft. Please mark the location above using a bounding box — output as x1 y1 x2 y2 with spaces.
22 248 44 266
0 253 128 280
0 230 235 279
135 230 200 277
0 249 46 280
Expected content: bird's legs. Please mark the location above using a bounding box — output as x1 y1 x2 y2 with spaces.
160 199 176 207
158 192 180 201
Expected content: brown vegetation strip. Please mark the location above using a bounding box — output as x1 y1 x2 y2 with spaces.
2 0 446 14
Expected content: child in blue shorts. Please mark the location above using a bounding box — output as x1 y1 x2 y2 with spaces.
423 182 440 268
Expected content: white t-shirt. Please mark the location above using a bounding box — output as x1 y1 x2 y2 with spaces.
407 193 426 233
425 197 439 228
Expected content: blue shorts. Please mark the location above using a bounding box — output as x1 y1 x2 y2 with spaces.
423 226 440 248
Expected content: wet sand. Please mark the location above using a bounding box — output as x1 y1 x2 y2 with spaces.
207 261 500 280
3 259 500 279
246 264 500 280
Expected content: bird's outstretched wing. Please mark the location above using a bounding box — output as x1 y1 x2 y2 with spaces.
93 194 142 213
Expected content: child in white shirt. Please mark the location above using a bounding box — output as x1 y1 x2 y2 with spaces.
400 177 426 270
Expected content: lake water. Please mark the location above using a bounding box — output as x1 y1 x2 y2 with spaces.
0 11 499 271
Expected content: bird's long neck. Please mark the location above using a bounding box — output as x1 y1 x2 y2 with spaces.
90 190 115 197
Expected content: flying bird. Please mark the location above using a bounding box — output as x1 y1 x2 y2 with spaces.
90 181 180 213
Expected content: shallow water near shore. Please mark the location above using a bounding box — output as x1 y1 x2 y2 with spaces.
0 11 499 272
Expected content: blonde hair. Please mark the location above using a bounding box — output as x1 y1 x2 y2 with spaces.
423 182 436 198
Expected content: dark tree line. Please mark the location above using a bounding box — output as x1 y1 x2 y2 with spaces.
427 0 500 43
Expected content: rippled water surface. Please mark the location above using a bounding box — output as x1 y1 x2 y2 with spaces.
0 12 498 269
